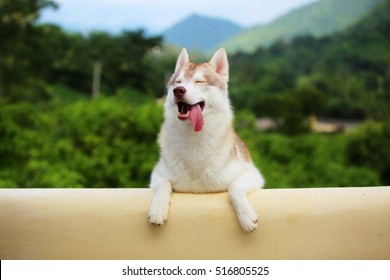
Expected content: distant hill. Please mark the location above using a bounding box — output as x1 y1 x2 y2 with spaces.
162 14 243 52
227 0 390 121
222 0 382 53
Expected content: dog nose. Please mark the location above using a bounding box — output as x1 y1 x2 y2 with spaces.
173 86 186 98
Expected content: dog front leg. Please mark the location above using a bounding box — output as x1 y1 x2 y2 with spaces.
148 169 172 226
229 167 264 232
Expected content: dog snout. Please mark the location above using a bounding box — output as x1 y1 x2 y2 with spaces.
173 86 186 98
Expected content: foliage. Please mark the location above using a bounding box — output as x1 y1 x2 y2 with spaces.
0 98 385 188
0 95 162 188
0 0 165 99
229 0 390 122
236 113 381 188
346 121 390 185
0 0 389 189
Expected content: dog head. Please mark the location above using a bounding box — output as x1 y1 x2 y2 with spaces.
165 48 231 132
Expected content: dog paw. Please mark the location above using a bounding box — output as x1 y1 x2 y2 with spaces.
237 208 259 233
148 202 169 226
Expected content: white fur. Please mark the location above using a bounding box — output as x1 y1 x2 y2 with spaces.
148 48 265 232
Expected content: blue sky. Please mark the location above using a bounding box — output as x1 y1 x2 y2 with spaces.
40 0 317 34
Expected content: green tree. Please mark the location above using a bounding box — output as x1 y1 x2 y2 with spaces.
229 0 390 126
0 0 57 94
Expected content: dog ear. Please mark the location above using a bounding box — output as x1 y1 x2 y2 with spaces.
209 48 229 80
175 48 190 72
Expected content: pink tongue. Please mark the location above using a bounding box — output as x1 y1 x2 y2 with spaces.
189 103 204 132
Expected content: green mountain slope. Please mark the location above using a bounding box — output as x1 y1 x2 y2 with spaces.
223 0 382 53
228 0 390 120
163 14 243 51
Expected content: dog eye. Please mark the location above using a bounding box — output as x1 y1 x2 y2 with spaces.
195 80 207 84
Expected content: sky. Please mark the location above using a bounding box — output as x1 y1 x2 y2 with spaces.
40 0 318 34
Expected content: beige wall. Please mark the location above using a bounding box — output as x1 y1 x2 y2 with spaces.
0 187 389 260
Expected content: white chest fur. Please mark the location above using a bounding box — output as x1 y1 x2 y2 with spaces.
157 119 249 193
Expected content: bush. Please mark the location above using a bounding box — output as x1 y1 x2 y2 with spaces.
346 121 390 185
236 113 381 188
0 96 162 188
253 133 380 188
0 97 385 189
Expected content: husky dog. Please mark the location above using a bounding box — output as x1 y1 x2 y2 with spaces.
148 48 265 232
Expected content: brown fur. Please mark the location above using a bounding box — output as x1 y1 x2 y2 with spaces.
232 132 252 163
168 63 227 91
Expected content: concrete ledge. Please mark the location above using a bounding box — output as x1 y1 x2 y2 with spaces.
0 187 389 260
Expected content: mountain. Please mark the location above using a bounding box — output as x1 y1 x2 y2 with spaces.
163 14 243 52
227 0 390 128
222 0 382 53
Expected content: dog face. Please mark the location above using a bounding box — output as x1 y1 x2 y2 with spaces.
165 48 231 132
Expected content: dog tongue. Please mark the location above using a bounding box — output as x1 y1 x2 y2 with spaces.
189 103 204 132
